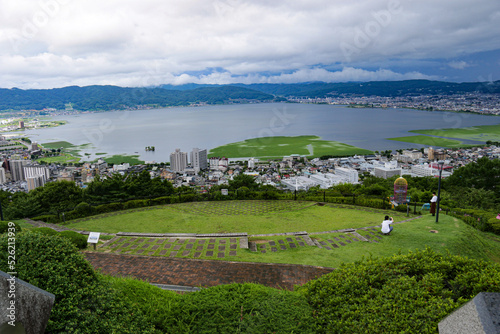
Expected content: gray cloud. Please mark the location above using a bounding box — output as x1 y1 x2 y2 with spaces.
0 0 499 88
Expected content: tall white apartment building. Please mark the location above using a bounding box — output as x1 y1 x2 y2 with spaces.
10 160 30 181
411 164 435 177
190 148 208 172
27 175 46 191
0 167 5 184
248 158 255 169
24 165 50 181
170 149 188 173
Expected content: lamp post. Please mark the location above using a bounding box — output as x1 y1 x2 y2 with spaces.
436 161 444 223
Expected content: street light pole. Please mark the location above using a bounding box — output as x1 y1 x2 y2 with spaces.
436 161 444 223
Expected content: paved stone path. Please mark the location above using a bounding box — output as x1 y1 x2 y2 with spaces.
84 252 334 290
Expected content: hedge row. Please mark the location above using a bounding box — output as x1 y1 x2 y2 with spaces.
298 248 500 333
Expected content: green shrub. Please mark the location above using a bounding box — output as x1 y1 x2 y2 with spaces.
0 232 155 333
94 202 124 214
394 203 408 212
32 214 60 224
149 196 172 205
31 227 58 235
259 190 279 200
489 217 500 234
74 201 92 214
169 283 315 333
298 248 500 333
108 278 315 334
58 230 88 249
0 221 22 234
123 199 149 210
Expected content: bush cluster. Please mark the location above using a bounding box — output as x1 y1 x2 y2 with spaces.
0 221 22 234
31 227 87 249
0 232 156 333
111 278 315 334
297 248 500 333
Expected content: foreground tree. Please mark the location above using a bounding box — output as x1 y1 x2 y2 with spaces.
445 157 500 198
30 180 83 214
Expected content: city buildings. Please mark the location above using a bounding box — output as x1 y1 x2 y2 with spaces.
170 148 188 173
374 161 402 179
334 166 359 183
10 159 29 181
190 148 208 172
0 167 5 184
26 175 45 191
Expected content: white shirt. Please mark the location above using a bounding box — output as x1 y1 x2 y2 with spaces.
431 195 438 203
381 219 393 233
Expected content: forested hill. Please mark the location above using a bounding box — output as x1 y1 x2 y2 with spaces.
0 85 275 111
235 80 500 97
162 80 500 97
2 80 499 111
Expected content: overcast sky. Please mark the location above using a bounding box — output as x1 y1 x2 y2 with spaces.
1 0 499 89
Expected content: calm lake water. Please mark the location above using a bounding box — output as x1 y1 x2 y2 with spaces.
21 103 499 162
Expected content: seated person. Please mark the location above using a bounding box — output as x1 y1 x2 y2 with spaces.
381 216 394 235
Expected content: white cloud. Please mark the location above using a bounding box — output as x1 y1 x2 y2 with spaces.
448 61 471 70
0 0 499 88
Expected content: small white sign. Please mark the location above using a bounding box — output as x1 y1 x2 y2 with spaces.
221 189 228 196
87 232 100 244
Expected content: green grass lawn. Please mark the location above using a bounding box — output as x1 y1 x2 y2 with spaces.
219 214 500 268
231 215 500 268
208 135 373 159
66 200 500 268
387 135 468 148
66 201 408 234
409 123 500 142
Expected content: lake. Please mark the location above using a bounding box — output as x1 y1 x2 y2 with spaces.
21 103 499 162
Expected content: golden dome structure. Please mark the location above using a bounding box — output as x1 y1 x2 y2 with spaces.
394 177 408 204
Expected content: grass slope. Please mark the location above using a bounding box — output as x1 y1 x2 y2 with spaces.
67 201 500 268
208 135 372 159
66 201 406 234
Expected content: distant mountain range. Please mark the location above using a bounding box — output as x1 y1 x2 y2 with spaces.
1 80 499 111
0 85 276 111
163 79 500 97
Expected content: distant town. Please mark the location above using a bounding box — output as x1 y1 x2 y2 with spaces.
289 92 500 115
1 131 499 194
